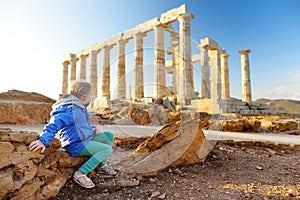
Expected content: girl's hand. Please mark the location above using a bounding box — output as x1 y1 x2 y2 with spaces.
28 140 46 153
94 127 100 135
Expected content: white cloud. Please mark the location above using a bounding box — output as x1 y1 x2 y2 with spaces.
289 70 300 83
254 69 300 100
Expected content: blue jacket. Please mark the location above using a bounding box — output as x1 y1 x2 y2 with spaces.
39 94 94 156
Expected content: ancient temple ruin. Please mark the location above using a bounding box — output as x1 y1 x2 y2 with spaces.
61 4 252 114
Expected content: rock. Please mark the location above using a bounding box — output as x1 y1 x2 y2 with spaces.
158 193 167 199
116 179 140 187
150 191 161 198
115 119 215 176
128 107 151 125
0 102 53 124
0 129 88 200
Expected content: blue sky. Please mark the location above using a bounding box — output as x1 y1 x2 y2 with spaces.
0 0 300 100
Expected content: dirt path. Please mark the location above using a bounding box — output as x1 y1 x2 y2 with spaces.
52 141 300 200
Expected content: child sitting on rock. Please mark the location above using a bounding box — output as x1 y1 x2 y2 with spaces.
29 80 116 188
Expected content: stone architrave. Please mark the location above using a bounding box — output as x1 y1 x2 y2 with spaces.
221 53 230 100
133 32 147 99
177 13 194 104
62 60 70 94
79 54 89 80
209 49 221 114
154 26 166 98
170 31 180 95
116 39 128 100
199 43 210 99
89 49 100 99
239 49 252 102
69 54 79 83
100 45 113 99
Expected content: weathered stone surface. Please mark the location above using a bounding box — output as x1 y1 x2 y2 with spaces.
115 119 215 176
128 107 151 125
260 119 298 134
0 129 87 200
0 90 55 125
0 102 53 124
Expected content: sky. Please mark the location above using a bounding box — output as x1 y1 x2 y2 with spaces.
0 0 300 101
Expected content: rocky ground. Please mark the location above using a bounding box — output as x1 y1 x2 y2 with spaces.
52 140 300 200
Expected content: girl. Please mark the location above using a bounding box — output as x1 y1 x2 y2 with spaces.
29 81 116 188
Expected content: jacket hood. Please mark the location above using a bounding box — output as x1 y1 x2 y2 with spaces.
51 94 85 116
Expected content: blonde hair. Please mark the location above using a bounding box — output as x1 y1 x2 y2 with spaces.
69 81 92 99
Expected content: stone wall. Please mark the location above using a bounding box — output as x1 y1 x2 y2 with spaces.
0 128 87 200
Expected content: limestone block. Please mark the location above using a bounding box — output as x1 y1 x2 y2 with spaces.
128 107 151 125
160 4 188 24
122 28 140 40
15 160 38 185
93 41 106 51
1 129 88 200
243 120 261 132
200 37 219 49
135 17 160 29
141 97 154 104
94 96 110 108
9 131 39 144
39 176 68 199
10 179 43 200
189 99 212 113
222 119 244 132
116 119 215 176
0 141 14 153
105 33 123 46
0 171 14 199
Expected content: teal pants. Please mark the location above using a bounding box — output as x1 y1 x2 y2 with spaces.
78 131 114 174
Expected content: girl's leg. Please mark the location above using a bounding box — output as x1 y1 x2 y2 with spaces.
92 131 114 145
78 141 112 174
91 131 114 167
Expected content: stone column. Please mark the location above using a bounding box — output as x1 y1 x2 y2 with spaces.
177 13 194 104
79 54 88 80
199 44 210 99
89 49 100 98
154 26 166 98
239 49 252 102
133 32 146 99
62 60 70 94
100 45 113 99
170 31 180 95
221 53 230 100
209 49 221 114
116 39 127 100
69 54 79 82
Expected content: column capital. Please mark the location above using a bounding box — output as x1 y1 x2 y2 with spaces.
69 57 79 63
62 60 70 65
79 53 89 60
177 13 194 22
221 53 230 58
117 38 129 45
103 44 114 50
134 31 147 38
197 44 209 50
239 49 251 55
89 49 101 56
